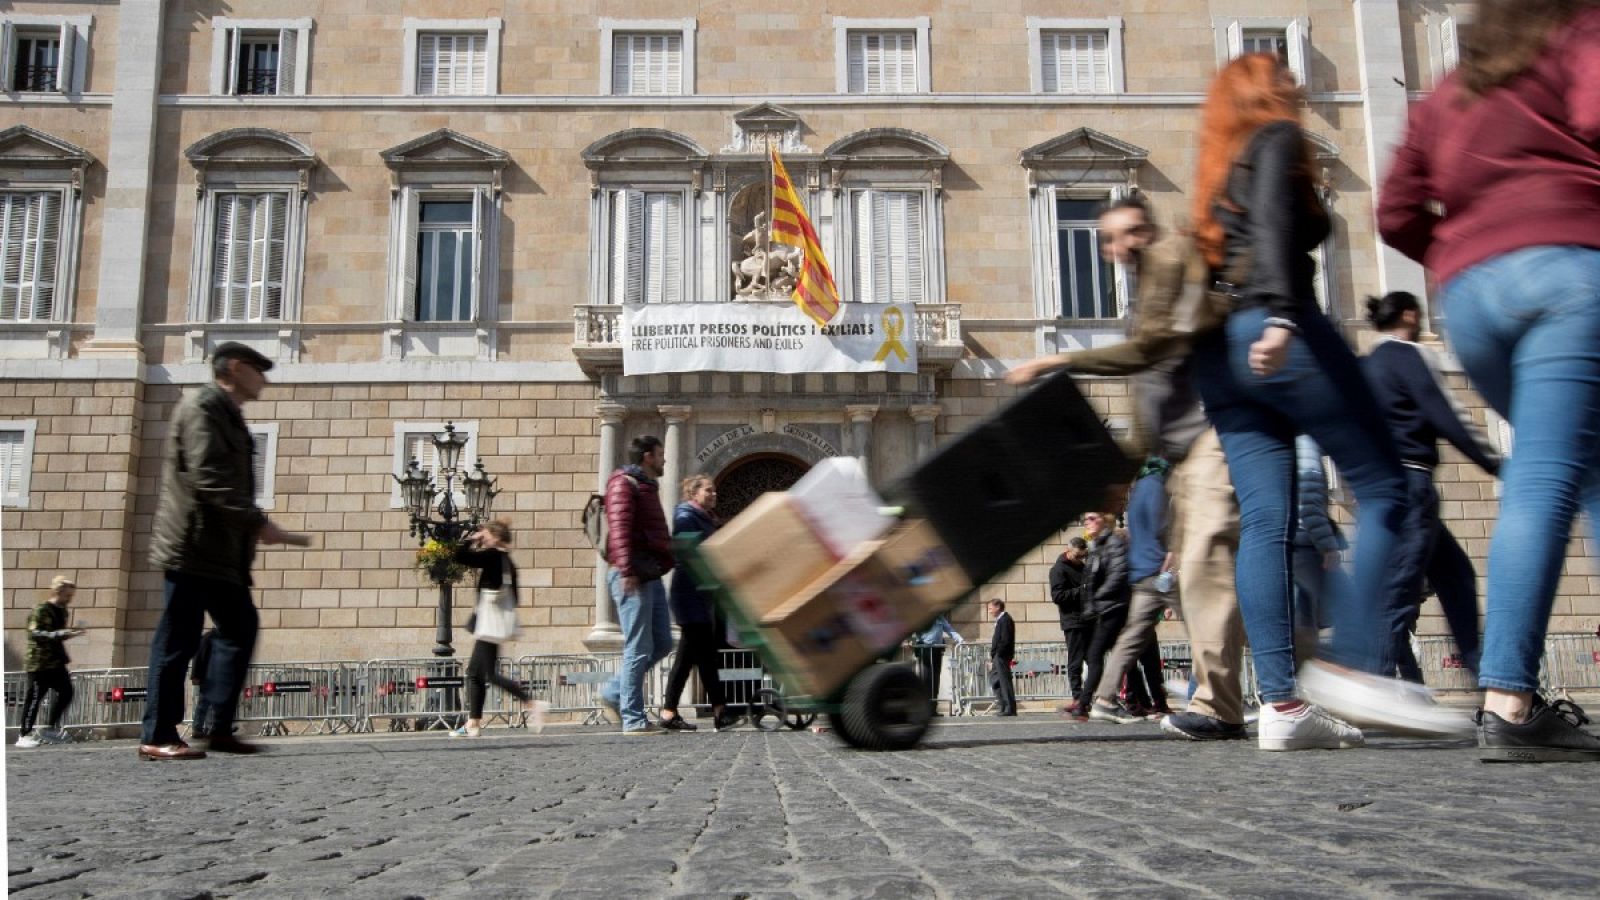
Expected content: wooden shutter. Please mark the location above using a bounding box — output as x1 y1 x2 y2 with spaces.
55 22 74 93
250 429 267 503
0 431 21 500
1226 20 1244 59
471 187 490 319
903 192 924 304
643 192 683 304
225 26 242 95
210 194 238 321
610 190 644 305
852 190 875 302
612 34 632 94
0 25 13 92
398 190 420 319
0 193 22 320
1041 33 1060 93
277 28 297 95
1285 19 1309 86
417 34 439 94
466 34 488 95
847 33 867 93
1440 19 1458 73
260 193 286 319
31 191 60 320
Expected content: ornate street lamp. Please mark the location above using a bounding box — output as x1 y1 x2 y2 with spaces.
393 422 496 658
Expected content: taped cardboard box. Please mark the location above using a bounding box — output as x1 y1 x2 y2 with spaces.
759 520 972 699
697 492 839 622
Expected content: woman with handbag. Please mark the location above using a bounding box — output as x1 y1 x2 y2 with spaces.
1188 53 1465 750
449 520 543 738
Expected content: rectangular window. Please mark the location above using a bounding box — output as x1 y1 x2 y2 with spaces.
609 190 684 304
209 192 287 323
235 35 280 95
852 190 925 304
417 32 489 96
0 191 61 323
847 31 917 94
415 200 475 321
1242 29 1288 60
12 33 60 91
1055 197 1116 319
1041 31 1110 94
1218 17 1309 85
612 32 684 95
211 19 309 96
0 421 37 508
248 423 278 510
391 421 479 508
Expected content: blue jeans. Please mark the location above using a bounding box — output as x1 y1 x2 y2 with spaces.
141 572 259 745
602 570 673 730
1192 304 1408 701
1440 245 1600 693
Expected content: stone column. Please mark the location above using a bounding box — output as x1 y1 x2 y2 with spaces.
585 403 627 651
1351 0 1431 324
846 404 879 471
658 405 692 517
910 404 942 462
80 0 165 360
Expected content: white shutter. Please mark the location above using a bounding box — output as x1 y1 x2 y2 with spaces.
610 190 645 305
276 28 298 95
56 22 74 93
612 35 632 94
0 25 13 92
847 33 866 93
1041 33 1060 93
904 192 924 304
467 34 488 95
399 191 420 318
32 192 60 320
0 194 21 320
263 193 286 319
1091 34 1109 92
1286 19 1309 85
250 430 267 501
1440 19 1459 73
1226 20 1244 59
406 432 437 482
210 194 237 321
852 190 874 302
417 34 438 94
471 187 489 319
225 27 242 95
647 192 683 304
0 431 21 499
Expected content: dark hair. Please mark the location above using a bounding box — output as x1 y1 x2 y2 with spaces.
627 435 663 465
1067 537 1089 551
1099 193 1152 222
988 598 1006 611
1458 0 1600 98
1365 291 1422 331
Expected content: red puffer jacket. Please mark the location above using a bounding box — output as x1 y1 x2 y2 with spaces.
603 466 675 581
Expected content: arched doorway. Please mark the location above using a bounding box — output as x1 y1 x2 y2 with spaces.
715 453 810 521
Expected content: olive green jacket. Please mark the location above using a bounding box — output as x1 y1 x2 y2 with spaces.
25 602 71 672
149 382 265 585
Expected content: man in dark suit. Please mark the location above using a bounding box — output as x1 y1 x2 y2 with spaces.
988 598 1017 716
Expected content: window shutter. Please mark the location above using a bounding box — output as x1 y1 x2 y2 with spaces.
263 193 286 319
0 25 13 92
210 194 238 321
32 191 59 320
467 34 488 96
904 192 924 304
1286 19 1309 85
871 191 893 302
417 34 438 95
663 34 682 94
0 195 18 320
55 22 74 93
1226 20 1244 59
250 431 267 502
612 35 632 94
847 33 867 93
276 28 298 95
225 26 242 95
1090 33 1109 92
611 190 645 305
0 431 21 499
471 187 489 319
650 192 683 303
399 191 420 319
1041 33 1060 93
852 190 873 302
645 35 664 94
1440 19 1458 73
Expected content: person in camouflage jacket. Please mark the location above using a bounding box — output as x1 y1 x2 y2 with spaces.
16 575 85 747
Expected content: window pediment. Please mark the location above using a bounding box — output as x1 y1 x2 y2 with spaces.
0 125 92 185
732 103 802 135
186 128 316 169
1020 128 1148 190
1305 132 1340 162
381 129 509 170
824 128 948 190
582 129 708 165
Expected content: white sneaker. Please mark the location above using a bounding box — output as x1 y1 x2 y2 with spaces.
1258 703 1364 751
524 700 549 735
1298 660 1473 737
14 733 42 748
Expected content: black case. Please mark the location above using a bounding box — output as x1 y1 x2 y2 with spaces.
884 372 1136 587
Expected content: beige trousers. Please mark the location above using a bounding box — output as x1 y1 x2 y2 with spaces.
1166 428 1248 725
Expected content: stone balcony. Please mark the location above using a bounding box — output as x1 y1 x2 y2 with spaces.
572 302 964 375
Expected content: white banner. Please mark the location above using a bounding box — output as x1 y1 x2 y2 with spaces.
621 303 918 375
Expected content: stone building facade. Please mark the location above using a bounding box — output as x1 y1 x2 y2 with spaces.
3 0 1592 671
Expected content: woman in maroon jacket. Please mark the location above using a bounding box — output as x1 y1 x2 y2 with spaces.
1378 0 1600 762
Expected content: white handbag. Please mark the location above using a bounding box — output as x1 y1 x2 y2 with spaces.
472 588 518 643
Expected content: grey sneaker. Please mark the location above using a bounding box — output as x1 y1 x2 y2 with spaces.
623 723 665 736
41 729 70 744
1160 711 1249 741
1479 696 1600 763
1089 701 1142 725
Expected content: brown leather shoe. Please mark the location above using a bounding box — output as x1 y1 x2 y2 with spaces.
138 742 206 760
204 735 264 755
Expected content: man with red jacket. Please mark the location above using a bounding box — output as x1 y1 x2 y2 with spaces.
599 436 677 734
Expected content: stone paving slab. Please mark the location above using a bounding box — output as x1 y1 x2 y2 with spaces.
7 715 1600 898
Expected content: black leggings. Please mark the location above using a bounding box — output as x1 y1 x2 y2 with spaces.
466 641 530 719
662 621 725 712
21 668 73 734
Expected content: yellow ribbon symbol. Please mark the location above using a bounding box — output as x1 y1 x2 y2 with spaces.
873 306 909 363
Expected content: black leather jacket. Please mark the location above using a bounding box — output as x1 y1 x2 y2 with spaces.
1216 120 1330 326
1085 531 1131 618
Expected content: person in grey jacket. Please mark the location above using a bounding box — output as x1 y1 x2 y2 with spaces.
1071 512 1130 719
140 343 302 761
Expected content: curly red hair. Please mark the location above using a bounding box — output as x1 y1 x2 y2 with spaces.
1192 53 1313 267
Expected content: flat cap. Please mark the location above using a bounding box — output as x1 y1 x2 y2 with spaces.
210 342 274 373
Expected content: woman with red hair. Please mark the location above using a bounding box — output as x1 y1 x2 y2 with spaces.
1187 54 1465 750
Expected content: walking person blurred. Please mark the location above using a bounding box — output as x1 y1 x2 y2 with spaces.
16 576 85 748
448 520 544 738
1087 462 1176 725
1290 436 1350 662
658 475 735 732
1378 0 1600 761
1188 54 1460 749
188 629 216 739
1360 291 1501 681
1070 512 1130 722
599 436 676 735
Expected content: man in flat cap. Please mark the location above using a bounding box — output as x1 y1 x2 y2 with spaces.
140 343 300 760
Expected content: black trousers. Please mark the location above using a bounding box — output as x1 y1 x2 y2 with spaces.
1061 624 1093 699
1383 469 1482 681
1123 639 1167 710
142 572 258 745
466 639 530 719
1076 606 1129 712
21 667 73 734
913 645 946 705
989 655 1017 715
663 621 725 712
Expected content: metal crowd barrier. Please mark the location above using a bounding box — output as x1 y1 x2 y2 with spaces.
1410 636 1479 693
1542 634 1600 695
949 640 1259 715
362 657 533 732
231 661 364 736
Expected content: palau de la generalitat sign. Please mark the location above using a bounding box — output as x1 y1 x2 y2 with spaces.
620 302 917 376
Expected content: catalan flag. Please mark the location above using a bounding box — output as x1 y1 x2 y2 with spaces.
769 146 841 326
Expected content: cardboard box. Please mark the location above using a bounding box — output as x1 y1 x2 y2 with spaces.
787 457 893 557
760 520 972 698
698 492 839 622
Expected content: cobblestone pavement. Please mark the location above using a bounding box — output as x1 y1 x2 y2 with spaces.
7 714 1600 899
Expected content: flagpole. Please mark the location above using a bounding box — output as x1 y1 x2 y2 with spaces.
765 141 774 293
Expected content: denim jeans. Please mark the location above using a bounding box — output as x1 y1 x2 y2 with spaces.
602 571 673 730
1191 303 1408 701
1440 245 1600 693
141 571 259 745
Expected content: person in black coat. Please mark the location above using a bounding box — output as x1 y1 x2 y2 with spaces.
988 598 1018 716
449 520 538 738
1073 512 1131 719
659 475 735 731
1050 538 1092 710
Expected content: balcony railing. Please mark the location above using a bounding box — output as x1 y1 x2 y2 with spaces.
236 68 279 96
14 65 58 92
572 302 964 372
